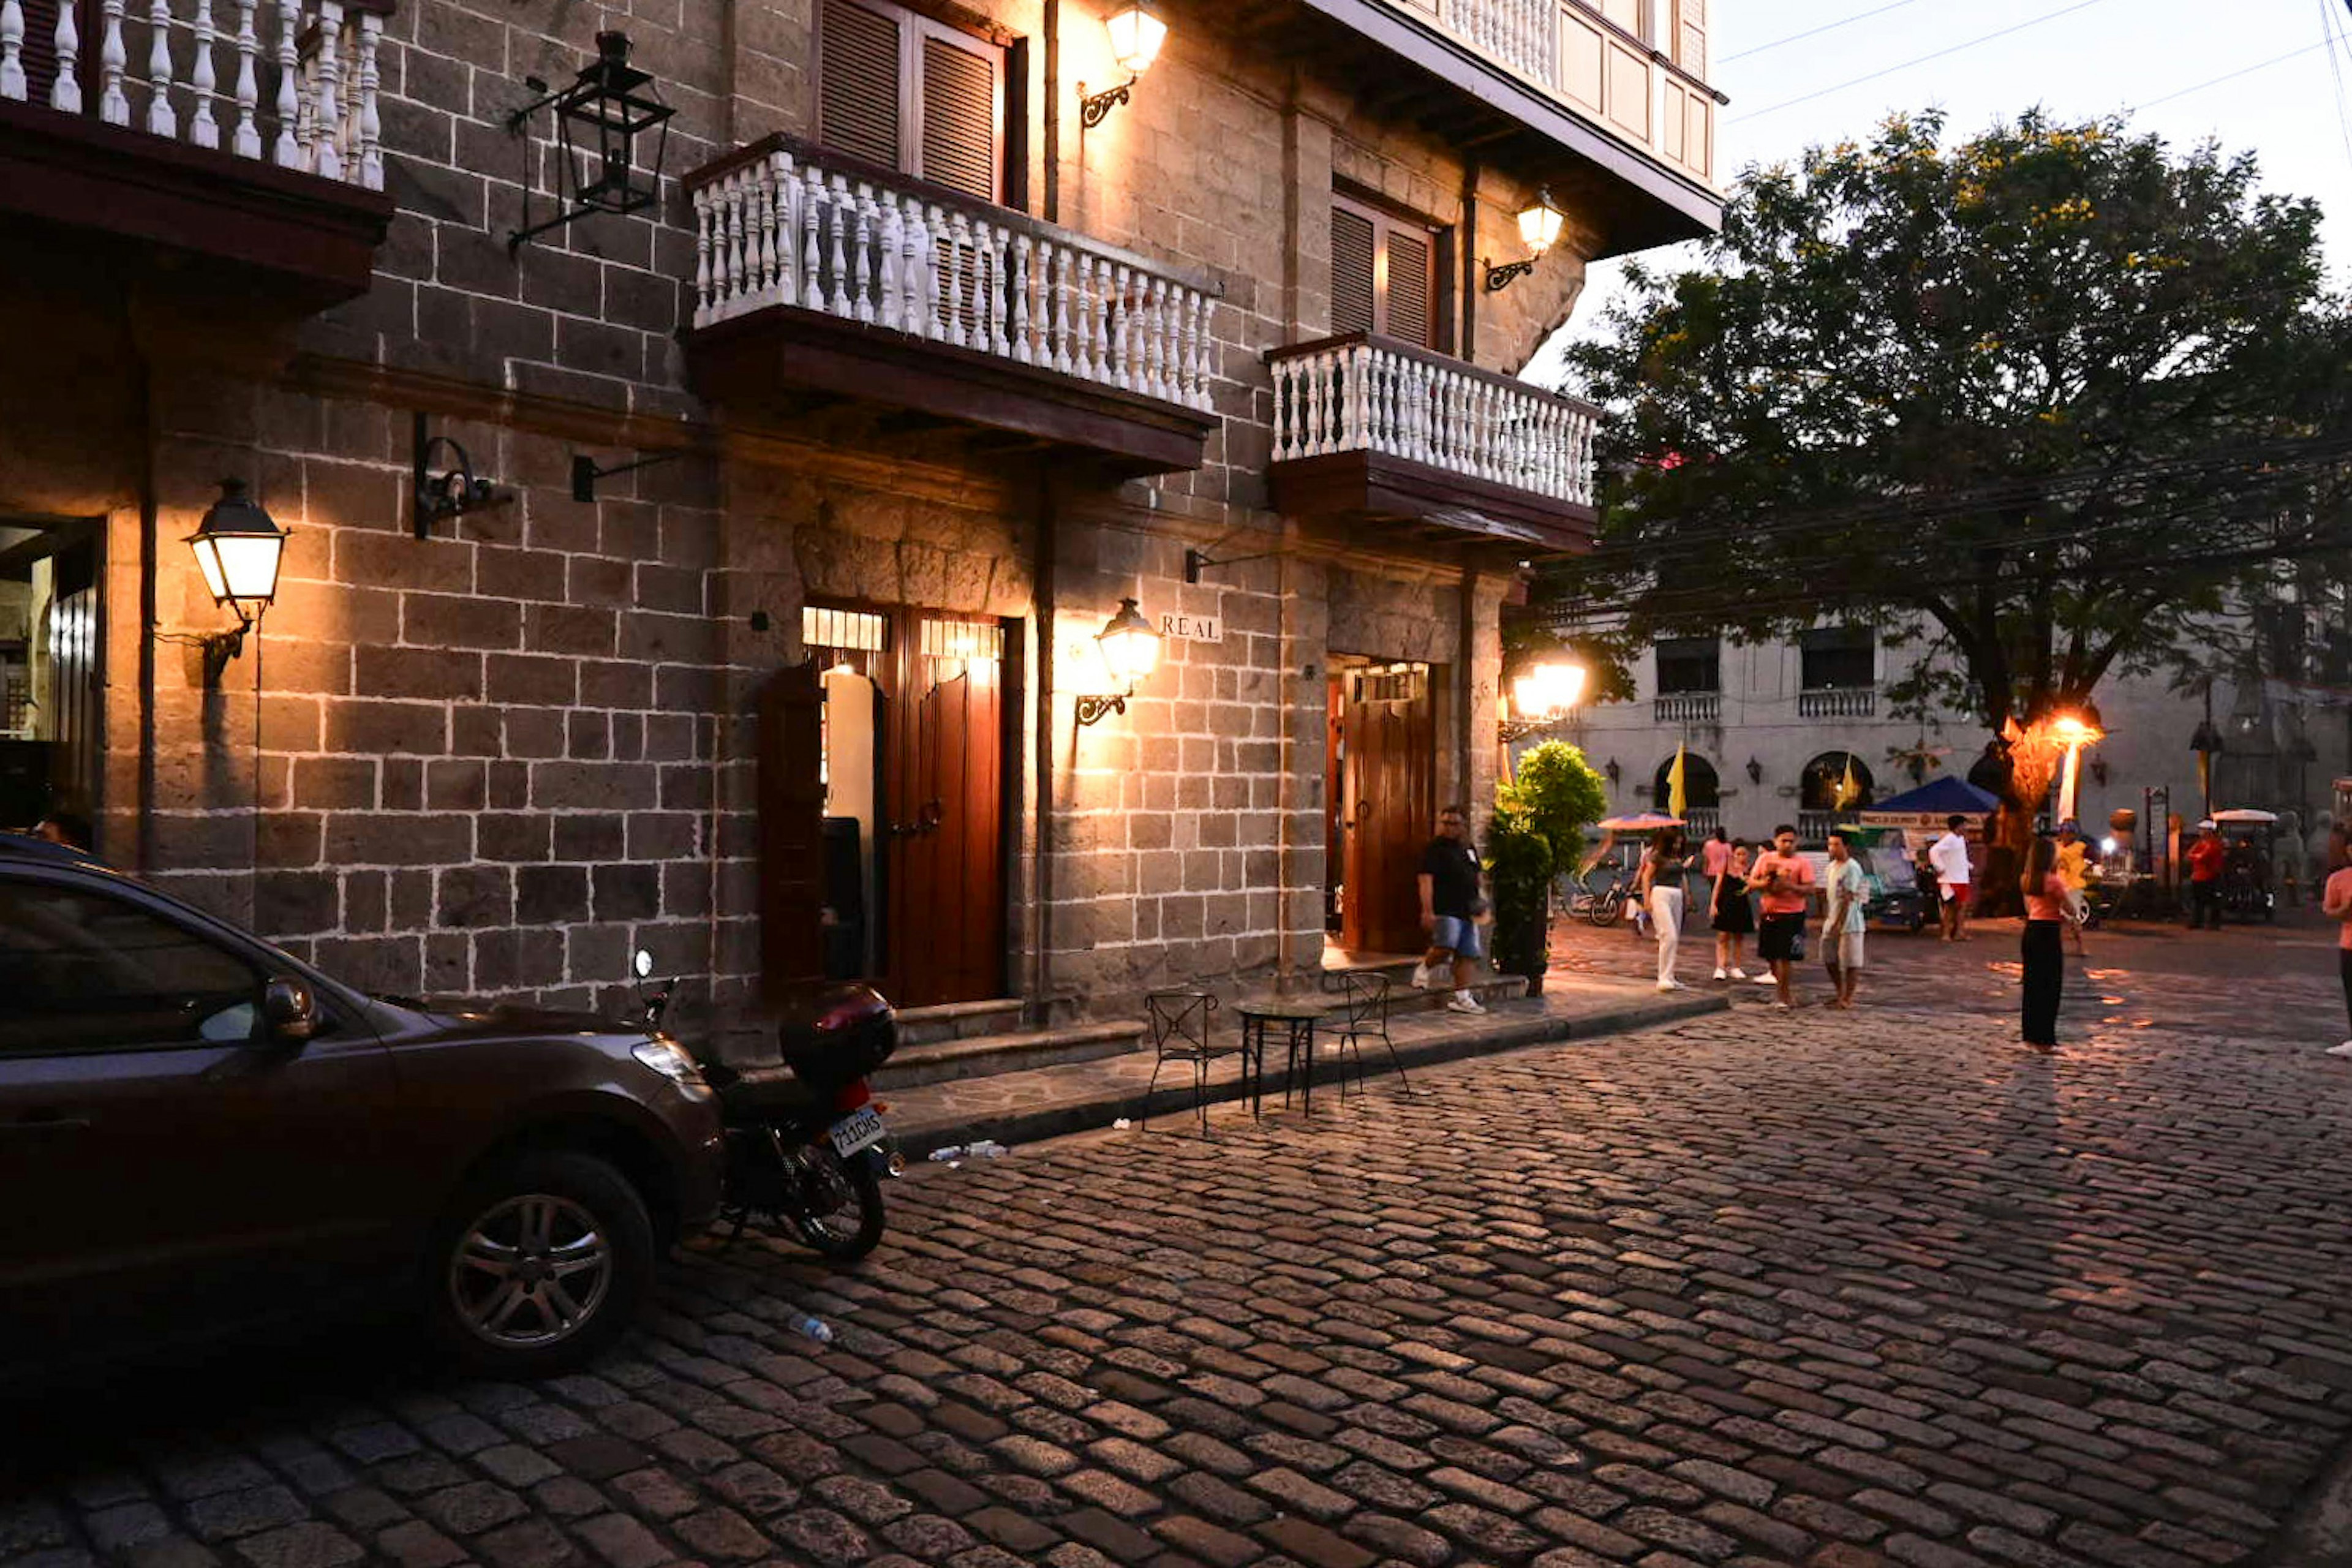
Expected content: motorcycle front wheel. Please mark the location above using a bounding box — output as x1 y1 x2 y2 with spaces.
797 1146 886 1262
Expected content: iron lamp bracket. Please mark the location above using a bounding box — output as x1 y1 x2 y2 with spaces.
1077 77 1134 129
412 414 510 539
1075 690 1132 726
1482 256 1537 293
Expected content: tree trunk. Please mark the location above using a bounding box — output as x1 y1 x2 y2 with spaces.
1973 720 2064 917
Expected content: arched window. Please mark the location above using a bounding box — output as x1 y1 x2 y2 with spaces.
1801 751 1875 812
1652 753 1721 810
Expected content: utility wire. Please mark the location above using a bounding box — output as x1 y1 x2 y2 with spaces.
2127 38 2333 112
1721 0 1934 64
1732 0 2116 122
2321 0 2352 174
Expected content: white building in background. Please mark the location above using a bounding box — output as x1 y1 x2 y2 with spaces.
1547 624 2352 866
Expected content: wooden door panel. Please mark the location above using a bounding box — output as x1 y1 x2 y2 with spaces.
1338 666 1436 955
881 614 1006 1008
758 662 826 999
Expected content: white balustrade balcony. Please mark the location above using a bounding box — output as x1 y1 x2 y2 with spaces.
0 0 391 303
685 135 1221 474
1267 332 1600 552
1365 0 1721 221
1 0 383 187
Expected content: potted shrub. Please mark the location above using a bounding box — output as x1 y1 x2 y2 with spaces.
1487 741 1609 995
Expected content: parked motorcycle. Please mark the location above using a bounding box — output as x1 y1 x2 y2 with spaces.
634 952 902 1261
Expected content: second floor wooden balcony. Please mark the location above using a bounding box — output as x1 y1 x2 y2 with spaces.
0 0 393 305
685 135 1222 475
1268 333 1599 554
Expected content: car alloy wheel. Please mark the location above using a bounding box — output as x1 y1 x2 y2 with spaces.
448 1193 614 1349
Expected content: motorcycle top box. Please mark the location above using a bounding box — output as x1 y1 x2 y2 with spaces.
776 982 899 1091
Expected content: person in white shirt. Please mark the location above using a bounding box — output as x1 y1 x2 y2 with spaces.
1928 815 1973 942
1822 831 1868 1009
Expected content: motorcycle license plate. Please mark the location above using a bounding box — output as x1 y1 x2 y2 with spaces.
827 1106 886 1159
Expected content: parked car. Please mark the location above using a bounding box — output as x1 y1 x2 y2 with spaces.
0 833 725 1379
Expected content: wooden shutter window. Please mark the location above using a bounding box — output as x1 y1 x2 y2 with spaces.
1333 194 1444 348
820 0 905 172
919 31 998 201
820 0 1005 202
1385 229 1433 349
1332 205 1377 337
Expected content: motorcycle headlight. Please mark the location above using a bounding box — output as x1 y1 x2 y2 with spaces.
633 1037 710 1095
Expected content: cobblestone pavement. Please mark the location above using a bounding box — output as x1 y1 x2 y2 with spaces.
1548 906 2352 1047
9 1001 2352 1568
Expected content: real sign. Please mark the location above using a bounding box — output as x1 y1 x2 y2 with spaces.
1159 612 1221 644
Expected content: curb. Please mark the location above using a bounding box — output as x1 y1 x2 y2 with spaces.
891 988 1728 1158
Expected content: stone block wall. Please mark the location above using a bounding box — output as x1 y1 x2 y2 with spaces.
111 374 731 1022
9 0 1643 1041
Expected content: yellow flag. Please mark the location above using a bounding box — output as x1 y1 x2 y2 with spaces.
1667 744 1687 820
1836 754 1861 811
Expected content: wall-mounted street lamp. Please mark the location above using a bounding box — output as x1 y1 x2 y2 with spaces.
1076 597 1161 725
1079 0 1167 128
179 479 287 674
1482 190 1566 293
507 31 675 254
1499 659 1585 742
1745 755 1763 785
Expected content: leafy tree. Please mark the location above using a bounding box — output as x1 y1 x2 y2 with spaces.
1548 109 2352 905
1487 741 1609 983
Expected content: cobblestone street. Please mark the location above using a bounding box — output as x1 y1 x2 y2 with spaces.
10 992 2352 1568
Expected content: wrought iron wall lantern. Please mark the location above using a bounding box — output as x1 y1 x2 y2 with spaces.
1483 190 1566 293
1079 0 1167 127
1076 597 1161 725
412 415 509 540
506 31 674 255
166 479 288 678
1745 755 1763 785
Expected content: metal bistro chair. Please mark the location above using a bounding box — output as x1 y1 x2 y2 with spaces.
1141 990 1230 1135
1328 972 1412 1100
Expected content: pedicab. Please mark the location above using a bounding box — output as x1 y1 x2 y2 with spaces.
2210 808 2278 923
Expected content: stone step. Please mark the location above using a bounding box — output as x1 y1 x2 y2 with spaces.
891 998 1026 1048
882 981 1732 1159
873 1018 1147 1090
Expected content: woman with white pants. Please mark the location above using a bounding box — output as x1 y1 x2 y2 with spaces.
1637 827 1691 991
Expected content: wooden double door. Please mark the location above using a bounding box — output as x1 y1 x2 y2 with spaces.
1330 663 1437 956
763 605 1009 1008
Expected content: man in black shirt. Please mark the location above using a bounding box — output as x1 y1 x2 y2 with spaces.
1414 804 1488 1014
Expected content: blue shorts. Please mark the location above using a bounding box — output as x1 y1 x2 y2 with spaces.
1431 915 1484 959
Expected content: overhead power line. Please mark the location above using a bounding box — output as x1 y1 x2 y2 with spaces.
2127 38 2333 113
1721 0 1934 64
1733 0 2117 123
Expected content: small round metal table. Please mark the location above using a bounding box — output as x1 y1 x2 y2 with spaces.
1234 1000 1330 1117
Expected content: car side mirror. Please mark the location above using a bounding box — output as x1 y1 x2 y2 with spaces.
263 977 318 1044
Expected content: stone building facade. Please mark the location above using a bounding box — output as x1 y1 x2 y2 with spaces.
1 0 1721 1050
1555 623 2352 863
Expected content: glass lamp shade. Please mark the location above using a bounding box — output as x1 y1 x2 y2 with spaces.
185 480 287 613
1517 191 1566 257
2048 714 2101 747
1511 660 1585 722
1104 1 1168 75
1096 597 1161 687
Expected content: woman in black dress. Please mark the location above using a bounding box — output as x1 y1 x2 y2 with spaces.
1711 840 1755 981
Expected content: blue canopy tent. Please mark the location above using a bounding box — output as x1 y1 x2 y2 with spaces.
1861 776 2000 820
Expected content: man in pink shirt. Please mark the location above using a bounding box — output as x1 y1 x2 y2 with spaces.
1747 824 1817 1010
